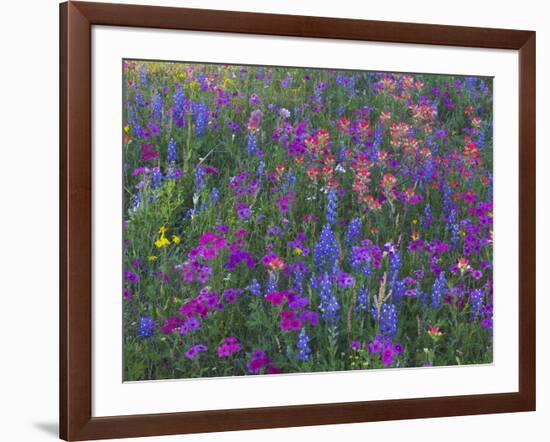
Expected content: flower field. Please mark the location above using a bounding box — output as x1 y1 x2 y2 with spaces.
123 60 493 381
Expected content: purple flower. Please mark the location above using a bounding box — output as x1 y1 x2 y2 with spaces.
223 288 244 304
287 294 309 310
382 346 395 367
124 270 139 284
217 336 241 358
235 202 252 219
471 269 483 280
299 310 319 326
226 249 255 270
392 342 404 354
247 349 274 374
185 344 208 359
408 239 425 252
187 316 201 330
276 193 296 213
336 272 355 288
367 337 383 354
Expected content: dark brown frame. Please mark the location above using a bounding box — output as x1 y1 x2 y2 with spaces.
60 1 536 440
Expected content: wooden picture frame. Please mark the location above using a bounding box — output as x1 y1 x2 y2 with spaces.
60 1 536 440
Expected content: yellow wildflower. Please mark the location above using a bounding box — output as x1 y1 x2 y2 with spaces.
172 234 181 245
154 236 170 248
223 77 233 89
148 255 158 261
155 226 170 248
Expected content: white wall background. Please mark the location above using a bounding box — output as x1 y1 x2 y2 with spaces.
0 0 546 441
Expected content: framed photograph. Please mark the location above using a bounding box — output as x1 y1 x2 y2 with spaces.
60 1 536 440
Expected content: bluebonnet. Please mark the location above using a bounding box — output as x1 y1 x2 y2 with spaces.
130 193 141 211
246 132 262 157
312 82 324 105
127 107 143 138
422 159 435 187
422 203 433 228
135 93 145 108
167 138 177 163
392 279 407 300
151 91 163 122
139 64 148 85
290 261 309 294
443 183 460 248
476 130 486 149
316 273 339 323
346 75 356 96
172 86 186 128
296 328 312 361
138 316 155 338
482 80 491 95
197 71 209 90
372 123 383 161
255 67 264 80
449 211 460 250
430 272 447 308
183 208 196 220
388 251 401 288
209 187 220 205
442 182 459 226
193 101 209 137
418 290 429 305
279 170 297 194
151 167 163 189
194 167 205 193
345 218 362 246
338 146 347 163
464 76 477 93
335 74 346 87
313 223 339 273
354 288 369 312
247 278 262 296
265 273 277 294
371 303 398 338
326 190 338 225
469 289 485 318
256 160 265 179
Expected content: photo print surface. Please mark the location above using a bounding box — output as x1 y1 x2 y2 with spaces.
122 60 493 381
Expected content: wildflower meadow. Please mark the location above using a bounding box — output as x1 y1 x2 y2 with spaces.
123 60 493 381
